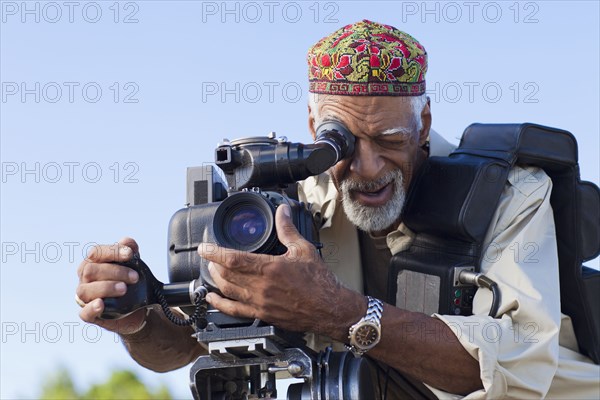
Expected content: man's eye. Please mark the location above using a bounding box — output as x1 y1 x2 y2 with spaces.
378 138 407 149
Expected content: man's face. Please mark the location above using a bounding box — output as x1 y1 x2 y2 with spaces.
309 95 430 235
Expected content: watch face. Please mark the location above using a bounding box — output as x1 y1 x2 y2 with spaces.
354 324 379 347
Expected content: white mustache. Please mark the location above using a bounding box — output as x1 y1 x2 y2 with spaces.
339 168 406 232
341 170 400 195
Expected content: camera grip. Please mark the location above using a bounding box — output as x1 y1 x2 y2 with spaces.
100 255 162 320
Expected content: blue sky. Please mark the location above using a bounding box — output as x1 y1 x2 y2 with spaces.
1 1 598 398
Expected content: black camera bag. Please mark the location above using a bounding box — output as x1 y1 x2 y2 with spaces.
389 123 600 364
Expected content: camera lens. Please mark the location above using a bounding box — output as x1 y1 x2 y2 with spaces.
226 206 267 247
213 192 277 253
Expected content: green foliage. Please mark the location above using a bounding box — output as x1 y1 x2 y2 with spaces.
40 369 79 400
40 368 172 400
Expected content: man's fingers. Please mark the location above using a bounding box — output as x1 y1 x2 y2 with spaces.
206 292 259 320
79 300 147 335
76 237 145 334
76 281 128 303
208 262 251 301
79 262 139 284
86 243 134 263
79 298 105 323
78 299 120 330
198 243 262 268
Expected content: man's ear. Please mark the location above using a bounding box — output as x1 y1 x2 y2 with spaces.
419 96 432 146
307 103 317 141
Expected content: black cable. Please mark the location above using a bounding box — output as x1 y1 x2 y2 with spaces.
476 274 501 318
488 283 501 318
458 270 501 318
124 255 208 328
154 286 207 328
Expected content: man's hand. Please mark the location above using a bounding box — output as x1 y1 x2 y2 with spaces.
76 237 146 335
199 204 365 339
77 237 206 371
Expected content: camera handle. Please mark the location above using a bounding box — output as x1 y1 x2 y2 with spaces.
100 254 208 327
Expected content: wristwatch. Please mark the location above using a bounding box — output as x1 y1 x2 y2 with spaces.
346 296 384 357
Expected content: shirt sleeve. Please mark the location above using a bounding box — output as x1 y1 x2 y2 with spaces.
430 166 561 399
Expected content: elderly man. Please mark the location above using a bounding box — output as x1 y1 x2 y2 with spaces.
76 20 599 399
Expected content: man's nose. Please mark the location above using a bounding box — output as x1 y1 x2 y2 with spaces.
349 139 385 181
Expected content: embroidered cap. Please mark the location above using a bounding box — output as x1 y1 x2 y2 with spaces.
308 20 427 96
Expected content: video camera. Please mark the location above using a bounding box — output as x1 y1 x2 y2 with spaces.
101 122 379 400
168 122 354 292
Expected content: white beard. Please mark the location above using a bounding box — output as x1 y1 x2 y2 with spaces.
340 169 406 233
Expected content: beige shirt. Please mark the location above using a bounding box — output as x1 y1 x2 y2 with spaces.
298 129 600 399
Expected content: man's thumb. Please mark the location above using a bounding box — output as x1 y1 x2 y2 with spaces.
275 204 304 248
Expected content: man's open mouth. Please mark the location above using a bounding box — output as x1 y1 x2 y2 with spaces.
351 182 394 207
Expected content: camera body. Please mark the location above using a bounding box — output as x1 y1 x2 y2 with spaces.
166 128 354 289
168 185 319 292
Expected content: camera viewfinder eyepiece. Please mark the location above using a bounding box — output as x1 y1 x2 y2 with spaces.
215 122 355 192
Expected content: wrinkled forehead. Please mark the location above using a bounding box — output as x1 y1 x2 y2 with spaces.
312 94 418 138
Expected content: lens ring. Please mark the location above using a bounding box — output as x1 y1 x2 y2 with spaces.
213 193 276 252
